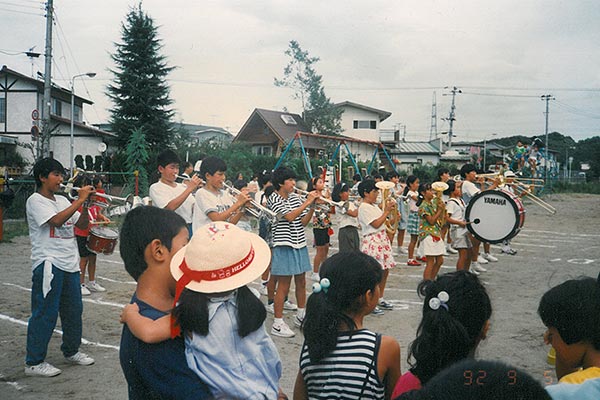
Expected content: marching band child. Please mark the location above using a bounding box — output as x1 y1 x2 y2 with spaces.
358 179 396 315
331 182 359 252
295 252 401 400
417 183 446 281
443 180 473 272
403 175 421 266
307 176 332 282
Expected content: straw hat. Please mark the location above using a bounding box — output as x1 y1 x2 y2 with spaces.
170 221 271 294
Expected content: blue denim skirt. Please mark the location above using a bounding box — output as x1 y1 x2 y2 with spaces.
271 246 311 276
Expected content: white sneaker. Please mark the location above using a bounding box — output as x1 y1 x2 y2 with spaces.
473 263 487 272
24 362 61 377
469 267 481 276
310 272 320 282
81 284 91 296
265 303 274 314
283 300 298 311
483 253 498 262
87 281 106 292
271 321 295 338
294 314 304 327
65 352 95 366
447 246 458 254
476 255 489 264
259 284 268 296
397 247 408 255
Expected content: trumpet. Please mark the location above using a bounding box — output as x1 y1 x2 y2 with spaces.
60 184 134 204
293 187 345 209
222 182 279 223
177 175 205 187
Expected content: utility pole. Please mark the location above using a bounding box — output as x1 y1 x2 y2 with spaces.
541 94 555 183
443 86 461 149
429 91 438 141
40 0 54 159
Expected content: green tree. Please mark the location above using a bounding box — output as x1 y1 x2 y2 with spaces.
125 127 150 196
106 3 175 149
275 40 343 135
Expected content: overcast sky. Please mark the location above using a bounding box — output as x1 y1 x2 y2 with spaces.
2 0 600 142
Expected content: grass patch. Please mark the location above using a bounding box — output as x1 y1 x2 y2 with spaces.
1 219 29 242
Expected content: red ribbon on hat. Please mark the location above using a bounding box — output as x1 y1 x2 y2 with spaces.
170 245 255 338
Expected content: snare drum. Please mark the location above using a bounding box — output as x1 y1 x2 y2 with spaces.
87 227 119 255
465 190 525 243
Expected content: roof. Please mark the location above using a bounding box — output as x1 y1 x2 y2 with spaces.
334 101 392 122
0 65 92 105
235 108 324 149
393 142 440 154
177 123 232 136
50 115 116 138
0 134 18 145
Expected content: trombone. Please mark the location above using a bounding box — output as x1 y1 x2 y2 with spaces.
512 182 557 214
222 181 279 223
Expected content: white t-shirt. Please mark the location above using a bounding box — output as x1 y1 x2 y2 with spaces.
358 202 384 236
461 180 480 205
26 193 80 272
149 181 195 224
407 190 419 212
446 197 468 237
193 187 235 232
335 202 358 229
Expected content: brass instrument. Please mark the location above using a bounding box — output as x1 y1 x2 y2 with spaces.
512 182 557 214
177 174 205 186
375 181 399 235
431 181 449 224
60 184 134 205
293 187 345 209
222 181 279 223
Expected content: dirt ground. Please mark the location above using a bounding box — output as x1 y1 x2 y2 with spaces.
0 193 599 399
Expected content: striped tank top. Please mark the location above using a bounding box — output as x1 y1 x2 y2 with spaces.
299 329 384 399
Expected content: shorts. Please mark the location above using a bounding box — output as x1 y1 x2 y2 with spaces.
422 235 445 256
450 229 472 249
76 235 95 257
313 228 330 246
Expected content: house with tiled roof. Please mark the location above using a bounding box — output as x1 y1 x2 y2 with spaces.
0 65 114 170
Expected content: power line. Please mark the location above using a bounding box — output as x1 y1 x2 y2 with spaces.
0 1 44 9
0 6 43 16
461 91 539 98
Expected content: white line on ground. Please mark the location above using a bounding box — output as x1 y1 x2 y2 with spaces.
510 242 555 248
523 229 600 238
0 313 120 350
97 276 136 285
2 283 126 308
100 260 124 265
0 373 26 392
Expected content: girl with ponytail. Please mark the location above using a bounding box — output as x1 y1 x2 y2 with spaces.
294 251 401 400
392 270 492 397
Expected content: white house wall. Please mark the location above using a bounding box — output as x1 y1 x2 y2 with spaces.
4 92 37 132
339 106 380 142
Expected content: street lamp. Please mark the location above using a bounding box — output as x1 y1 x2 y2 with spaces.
483 133 497 172
70 72 96 174
564 146 575 180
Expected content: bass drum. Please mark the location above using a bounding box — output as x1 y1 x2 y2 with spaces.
465 190 525 244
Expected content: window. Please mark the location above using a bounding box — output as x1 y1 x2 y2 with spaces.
253 145 272 156
353 120 377 129
73 105 81 122
0 97 5 123
52 98 62 116
280 114 297 125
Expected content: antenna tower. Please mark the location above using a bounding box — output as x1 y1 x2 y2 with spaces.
429 91 438 140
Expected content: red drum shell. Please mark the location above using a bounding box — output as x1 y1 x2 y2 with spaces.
87 227 119 255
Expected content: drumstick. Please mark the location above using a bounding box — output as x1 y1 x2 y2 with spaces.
91 220 115 225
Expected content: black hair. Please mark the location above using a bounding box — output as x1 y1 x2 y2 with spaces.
444 179 457 196
307 176 321 191
538 276 600 349
199 156 227 179
398 359 551 400
92 175 103 187
352 173 362 182
460 163 476 179
331 182 348 202
437 167 450 179
119 206 187 281
408 271 492 385
371 172 382 180
302 252 383 363
181 161 193 170
157 149 181 168
173 285 266 338
402 175 419 197
233 179 247 191
416 182 431 207
73 174 92 188
32 157 65 188
385 170 399 180
264 185 276 198
258 170 272 188
271 166 297 190
357 179 377 198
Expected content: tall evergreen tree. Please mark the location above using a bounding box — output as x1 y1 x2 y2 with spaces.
107 4 175 148
125 127 150 196
275 40 343 135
